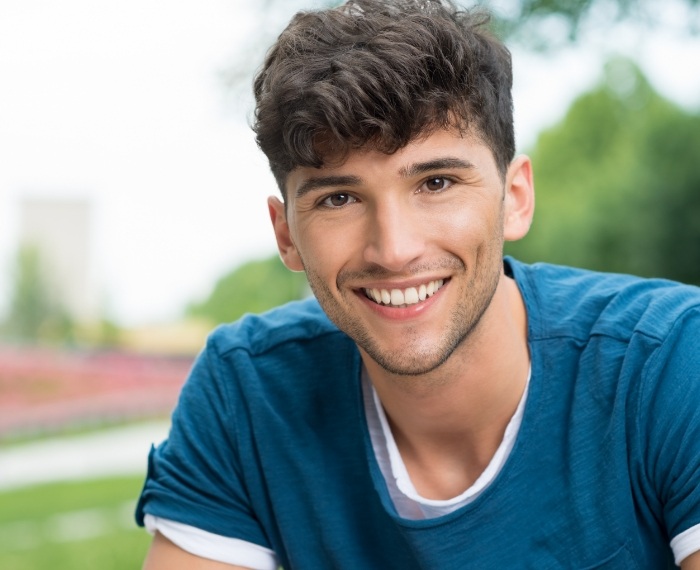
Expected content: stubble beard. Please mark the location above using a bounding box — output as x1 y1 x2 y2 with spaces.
300 245 503 377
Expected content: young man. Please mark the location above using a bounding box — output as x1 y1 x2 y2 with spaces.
136 1 700 568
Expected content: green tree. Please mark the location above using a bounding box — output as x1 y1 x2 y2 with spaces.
255 0 699 45
2 245 75 343
506 58 700 284
187 255 309 324
487 0 699 45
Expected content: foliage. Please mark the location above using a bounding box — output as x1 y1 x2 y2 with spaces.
505 58 700 284
0 244 123 348
1 245 75 344
488 0 699 46
0 476 150 570
187 255 309 324
256 0 699 47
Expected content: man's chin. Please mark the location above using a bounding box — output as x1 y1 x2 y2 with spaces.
361 346 451 377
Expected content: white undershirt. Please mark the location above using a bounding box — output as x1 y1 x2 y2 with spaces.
145 367 699 567
144 515 278 569
361 367 530 519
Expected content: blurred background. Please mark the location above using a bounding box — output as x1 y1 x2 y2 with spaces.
1 0 699 567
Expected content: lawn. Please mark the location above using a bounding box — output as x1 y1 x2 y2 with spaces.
0 476 152 570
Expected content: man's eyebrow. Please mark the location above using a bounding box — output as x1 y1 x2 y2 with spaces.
399 157 476 178
295 175 362 199
294 157 474 198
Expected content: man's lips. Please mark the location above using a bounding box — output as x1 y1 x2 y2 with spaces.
361 278 447 308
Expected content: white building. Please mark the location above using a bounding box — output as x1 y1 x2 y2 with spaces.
19 197 96 322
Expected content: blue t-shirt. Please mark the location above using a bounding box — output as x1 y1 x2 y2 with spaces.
136 258 700 569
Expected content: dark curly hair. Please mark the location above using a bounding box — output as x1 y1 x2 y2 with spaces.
253 0 514 197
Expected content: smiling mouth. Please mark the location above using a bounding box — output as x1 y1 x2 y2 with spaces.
363 279 446 307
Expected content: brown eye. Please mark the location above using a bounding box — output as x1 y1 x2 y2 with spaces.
322 193 355 208
424 177 450 192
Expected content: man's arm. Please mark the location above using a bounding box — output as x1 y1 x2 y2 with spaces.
143 532 254 570
682 550 700 570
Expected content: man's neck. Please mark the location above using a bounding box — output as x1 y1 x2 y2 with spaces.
361 274 530 500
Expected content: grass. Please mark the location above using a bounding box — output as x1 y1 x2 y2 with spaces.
0 476 152 570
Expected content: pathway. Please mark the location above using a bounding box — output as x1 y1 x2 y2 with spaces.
0 420 170 491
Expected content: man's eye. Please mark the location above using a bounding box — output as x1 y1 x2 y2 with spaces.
321 193 355 208
422 177 452 192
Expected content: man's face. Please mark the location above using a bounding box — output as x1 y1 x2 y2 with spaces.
270 129 531 376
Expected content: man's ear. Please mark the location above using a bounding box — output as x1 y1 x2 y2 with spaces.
268 196 304 272
503 155 535 242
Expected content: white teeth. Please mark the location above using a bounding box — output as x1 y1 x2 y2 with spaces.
390 289 404 305
364 279 446 307
404 287 419 304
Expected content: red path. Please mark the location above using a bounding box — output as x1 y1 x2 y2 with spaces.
0 345 193 438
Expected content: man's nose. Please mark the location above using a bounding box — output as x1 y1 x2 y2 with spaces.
362 201 426 272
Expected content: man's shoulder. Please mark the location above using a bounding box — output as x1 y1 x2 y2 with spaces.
205 297 348 358
507 257 700 342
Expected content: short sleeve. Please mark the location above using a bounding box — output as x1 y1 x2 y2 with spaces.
640 307 700 543
135 339 271 550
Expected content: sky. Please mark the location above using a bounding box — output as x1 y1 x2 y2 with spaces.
1 0 699 327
